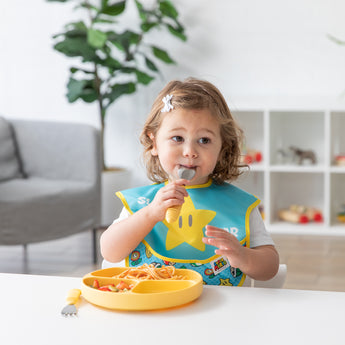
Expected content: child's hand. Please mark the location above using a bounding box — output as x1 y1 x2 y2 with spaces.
202 225 249 270
147 179 190 222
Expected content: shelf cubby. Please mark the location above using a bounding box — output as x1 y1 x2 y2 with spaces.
269 111 325 166
269 172 324 223
330 112 345 167
330 173 345 227
232 108 345 235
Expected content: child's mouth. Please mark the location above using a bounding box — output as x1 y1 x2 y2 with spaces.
179 165 196 170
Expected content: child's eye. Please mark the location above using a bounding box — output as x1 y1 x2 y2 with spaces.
172 136 184 143
198 137 211 144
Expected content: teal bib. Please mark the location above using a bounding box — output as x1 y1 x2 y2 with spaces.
116 179 259 286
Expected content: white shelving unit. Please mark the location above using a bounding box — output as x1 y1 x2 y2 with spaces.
232 108 345 235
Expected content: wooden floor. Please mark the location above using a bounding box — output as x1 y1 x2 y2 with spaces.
0 231 344 292
272 233 345 292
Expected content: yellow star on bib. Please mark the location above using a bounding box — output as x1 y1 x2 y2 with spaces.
164 195 216 251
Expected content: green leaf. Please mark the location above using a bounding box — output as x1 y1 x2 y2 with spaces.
64 21 88 35
134 0 147 21
101 1 126 16
159 0 178 19
78 3 99 12
54 37 97 61
100 56 122 70
129 32 141 45
327 34 345 46
141 22 158 32
134 0 143 12
66 78 87 102
119 67 136 74
53 22 87 40
123 30 141 46
135 70 154 85
109 40 125 52
107 31 124 51
108 30 141 54
67 78 98 103
93 18 115 24
80 85 98 103
166 24 187 41
144 57 159 72
87 28 107 48
152 46 175 64
70 66 94 74
106 82 136 104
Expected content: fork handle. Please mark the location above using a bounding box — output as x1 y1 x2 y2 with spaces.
66 289 81 304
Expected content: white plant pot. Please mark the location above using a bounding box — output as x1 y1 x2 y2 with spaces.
101 168 131 227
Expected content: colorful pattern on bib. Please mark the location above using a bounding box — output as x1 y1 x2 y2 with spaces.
127 242 245 286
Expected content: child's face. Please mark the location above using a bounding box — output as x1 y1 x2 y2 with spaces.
150 108 222 185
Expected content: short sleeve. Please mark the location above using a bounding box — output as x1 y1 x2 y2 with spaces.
112 207 130 224
249 206 275 248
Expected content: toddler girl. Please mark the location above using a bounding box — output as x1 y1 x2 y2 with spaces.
100 78 279 286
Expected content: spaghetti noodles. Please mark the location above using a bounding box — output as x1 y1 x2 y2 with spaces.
113 264 185 280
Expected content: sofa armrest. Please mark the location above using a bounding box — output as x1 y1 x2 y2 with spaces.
11 119 101 183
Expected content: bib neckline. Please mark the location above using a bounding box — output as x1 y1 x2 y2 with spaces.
164 178 213 189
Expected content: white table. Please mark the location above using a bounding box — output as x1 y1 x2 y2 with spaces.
1 273 344 345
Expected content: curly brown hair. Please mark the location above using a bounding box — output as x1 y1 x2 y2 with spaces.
140 77 247 184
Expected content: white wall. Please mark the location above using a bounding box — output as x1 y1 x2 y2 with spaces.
1 0 345 186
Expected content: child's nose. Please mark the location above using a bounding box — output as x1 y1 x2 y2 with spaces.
183 142 198 158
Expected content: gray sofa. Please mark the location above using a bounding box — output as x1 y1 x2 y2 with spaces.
0 116 101 262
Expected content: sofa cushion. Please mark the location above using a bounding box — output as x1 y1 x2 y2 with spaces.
0 116 23 181
0 177 97 244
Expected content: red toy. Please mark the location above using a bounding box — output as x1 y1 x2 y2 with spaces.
279 205 323 224
241 149 262 164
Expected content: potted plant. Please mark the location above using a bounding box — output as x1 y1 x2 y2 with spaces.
48 0 186 169
47 0 186 224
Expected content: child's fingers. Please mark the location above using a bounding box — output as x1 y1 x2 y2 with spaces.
203 226 247 269
163 181 189 198
202 236 234 250
163 188 188 201
205 224 228 233
204 225 236 240
153 182 189 212
175 178 192 186
205 230 229 240
203 225 241 250
215 249 232 257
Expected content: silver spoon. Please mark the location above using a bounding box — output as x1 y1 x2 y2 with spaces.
165 168 196 223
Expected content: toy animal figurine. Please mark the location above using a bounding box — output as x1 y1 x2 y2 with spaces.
289 146 317 165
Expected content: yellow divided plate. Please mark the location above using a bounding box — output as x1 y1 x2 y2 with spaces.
81 267 203 311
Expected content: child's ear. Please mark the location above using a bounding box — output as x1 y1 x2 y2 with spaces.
149 133 158 156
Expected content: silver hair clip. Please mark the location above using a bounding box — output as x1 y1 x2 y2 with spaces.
161 94 174 112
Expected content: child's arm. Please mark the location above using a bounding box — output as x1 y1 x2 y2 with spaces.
100 180 189 263
202 225 279 281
